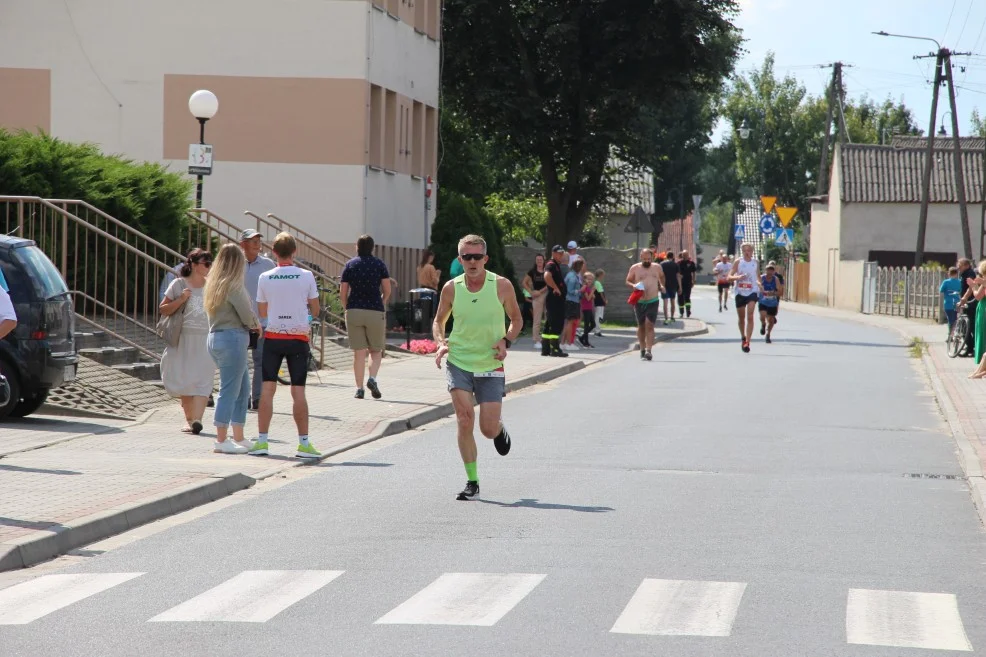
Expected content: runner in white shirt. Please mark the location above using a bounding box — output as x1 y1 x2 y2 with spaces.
0 285 16 339
250 232 322 459
728 243 761 353
713 257 732 312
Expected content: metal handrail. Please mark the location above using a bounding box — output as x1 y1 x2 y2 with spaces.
244 210 350 272
74 294 161 361
47 199 185 263
265 212 354 263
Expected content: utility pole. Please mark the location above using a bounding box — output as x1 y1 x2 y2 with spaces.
943 51 974 260
816 62 852 196
915 50 944 267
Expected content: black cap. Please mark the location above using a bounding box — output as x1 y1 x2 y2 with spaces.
551 244 565 253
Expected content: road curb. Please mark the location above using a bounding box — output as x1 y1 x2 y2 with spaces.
0 473 255 572
1 323 706 571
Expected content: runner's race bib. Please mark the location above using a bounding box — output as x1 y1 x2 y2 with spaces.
474 370 506 379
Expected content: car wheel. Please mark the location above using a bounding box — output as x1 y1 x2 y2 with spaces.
0 359 21 421
10 388 49 418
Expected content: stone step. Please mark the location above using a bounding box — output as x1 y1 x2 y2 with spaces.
110 362 162 382
79 346 142 366
75 331 111 350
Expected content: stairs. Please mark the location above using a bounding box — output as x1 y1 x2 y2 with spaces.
75 326 163 386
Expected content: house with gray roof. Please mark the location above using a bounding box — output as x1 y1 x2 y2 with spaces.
809 142 985 309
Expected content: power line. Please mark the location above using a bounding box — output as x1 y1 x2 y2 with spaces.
943 0 959 44
955 0 975 47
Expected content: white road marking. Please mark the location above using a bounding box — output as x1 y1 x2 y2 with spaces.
149 570 344 623
610 579 747 636
0 573 143 625
846 588 972 651
375 573 546 626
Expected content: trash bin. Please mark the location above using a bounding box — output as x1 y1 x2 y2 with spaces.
409 288 437 333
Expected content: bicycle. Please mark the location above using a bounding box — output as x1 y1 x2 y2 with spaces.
947 312 969 358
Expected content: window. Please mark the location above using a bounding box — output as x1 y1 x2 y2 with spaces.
412 101 424 176
384 90 397 171
425 106 437 178
369 85 384 168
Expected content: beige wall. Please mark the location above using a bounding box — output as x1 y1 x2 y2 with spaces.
840 202 971 262
832 260 864 312
809 146 844 306
0 68 50 132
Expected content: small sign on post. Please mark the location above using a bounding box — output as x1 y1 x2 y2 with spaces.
188 144 214 176
734 224 746 240
759 213 776 235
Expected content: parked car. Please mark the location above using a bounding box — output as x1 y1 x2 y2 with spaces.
0 236 77 419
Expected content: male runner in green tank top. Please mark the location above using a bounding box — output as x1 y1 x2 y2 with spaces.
433 234 524 501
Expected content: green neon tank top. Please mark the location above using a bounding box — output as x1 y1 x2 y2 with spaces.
448 272 506 373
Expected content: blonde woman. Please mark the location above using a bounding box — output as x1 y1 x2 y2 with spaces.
204 244 261 453
160 248 214 434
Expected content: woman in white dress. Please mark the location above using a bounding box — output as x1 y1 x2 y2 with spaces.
159 248 215 434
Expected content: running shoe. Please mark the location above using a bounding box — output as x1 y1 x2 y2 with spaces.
760 322 766 335
355 388 365 399
741 340 751 353
248 440 269 456
533 341 542 350
640 349 647 360
296 443 322 459
766 335 772 344
214 440 248 455
457 481 480 501
367 378 382 399
644 350 653 361
494 425 512 456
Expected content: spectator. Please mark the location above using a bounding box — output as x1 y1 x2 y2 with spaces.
522 254 548 349
579 271 596 348
417 249 440 291
940 266 962 335
341 234 392 400
159 248 215 435
204 244 261 454
563 259 585 350
239 229 276 410
450 254 465 279
593 269 607 337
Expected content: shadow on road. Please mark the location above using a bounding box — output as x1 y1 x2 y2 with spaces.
0 417 124 434
0 464 81 475
477 498 614 513
675 337 904 348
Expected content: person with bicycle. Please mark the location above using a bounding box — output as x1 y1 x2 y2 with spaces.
340 234 391 400
250 232 322 459
940 267 962 336
957 258 978 357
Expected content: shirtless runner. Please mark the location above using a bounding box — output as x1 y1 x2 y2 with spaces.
626 248 665 361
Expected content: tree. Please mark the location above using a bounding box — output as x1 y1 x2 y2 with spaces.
442 0 740 249
429 191 516 289
843 96 922 144
972 109 986 138
483 194 548 246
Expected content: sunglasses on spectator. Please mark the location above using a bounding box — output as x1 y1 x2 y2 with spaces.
459 253 485 261
197 260 212 267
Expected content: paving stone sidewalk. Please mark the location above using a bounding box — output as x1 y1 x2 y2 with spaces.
0 319 706 570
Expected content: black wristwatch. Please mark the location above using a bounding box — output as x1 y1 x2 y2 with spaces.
503 338 512 349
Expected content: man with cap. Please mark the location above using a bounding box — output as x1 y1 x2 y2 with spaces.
541 245 570 358
240 229 276 409
566 241 583 271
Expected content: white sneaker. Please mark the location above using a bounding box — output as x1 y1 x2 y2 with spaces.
214 440 249 455
560 343 569 351
571 342 582 350
533 342 542 350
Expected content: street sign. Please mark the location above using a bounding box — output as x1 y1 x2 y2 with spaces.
759 213 776 235
776 206 798 228
774 227 794 247
692 195 703 210
734 224 746 240
188 144 213 176
761 196 777 214
624 205 651 233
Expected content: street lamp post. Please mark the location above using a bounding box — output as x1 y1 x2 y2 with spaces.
188 90 219 209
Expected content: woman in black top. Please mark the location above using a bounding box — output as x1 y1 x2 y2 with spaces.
522 254 548 347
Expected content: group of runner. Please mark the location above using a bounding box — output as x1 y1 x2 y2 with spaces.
711 245 785 351
431 236 787 501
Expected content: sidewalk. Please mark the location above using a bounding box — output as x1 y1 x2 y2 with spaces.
0 319 707 571
783 302 986 524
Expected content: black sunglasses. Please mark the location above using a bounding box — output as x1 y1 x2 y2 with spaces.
459 253 485 262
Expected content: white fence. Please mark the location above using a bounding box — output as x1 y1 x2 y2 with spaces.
863 264 946 321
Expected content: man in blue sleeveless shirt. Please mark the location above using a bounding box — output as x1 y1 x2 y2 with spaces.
758 263 783 343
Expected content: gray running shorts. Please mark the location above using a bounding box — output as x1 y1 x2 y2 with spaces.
446 360 505 404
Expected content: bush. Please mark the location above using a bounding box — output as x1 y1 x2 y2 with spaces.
0 130 193 251
430 190 516 288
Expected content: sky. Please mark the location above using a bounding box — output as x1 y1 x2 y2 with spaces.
712 0 986 143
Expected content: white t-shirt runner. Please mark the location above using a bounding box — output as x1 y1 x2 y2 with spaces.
735 258 760 297
256 265 318 340
714 261 731 284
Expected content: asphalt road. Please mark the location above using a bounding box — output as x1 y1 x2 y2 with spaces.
2 287 986 656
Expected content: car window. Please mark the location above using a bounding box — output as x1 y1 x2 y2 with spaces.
0 246 69 303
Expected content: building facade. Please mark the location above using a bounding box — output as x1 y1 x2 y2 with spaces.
809 142 985 309
0 0 440 248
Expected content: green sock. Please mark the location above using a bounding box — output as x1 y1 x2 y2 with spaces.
465 461 478 482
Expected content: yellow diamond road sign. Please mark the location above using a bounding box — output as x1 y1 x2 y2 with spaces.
760 196 777 214
776 206 797 228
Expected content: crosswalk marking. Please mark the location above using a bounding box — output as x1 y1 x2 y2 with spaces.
610 579 747 637
0 573 143 625
375 573 546 626
846 589 972 651
149 570 344 623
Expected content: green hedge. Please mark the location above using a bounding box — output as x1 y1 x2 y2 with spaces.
430 190 517 289
0 130 193 251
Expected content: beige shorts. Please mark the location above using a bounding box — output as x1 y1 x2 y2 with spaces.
346 309 386 351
